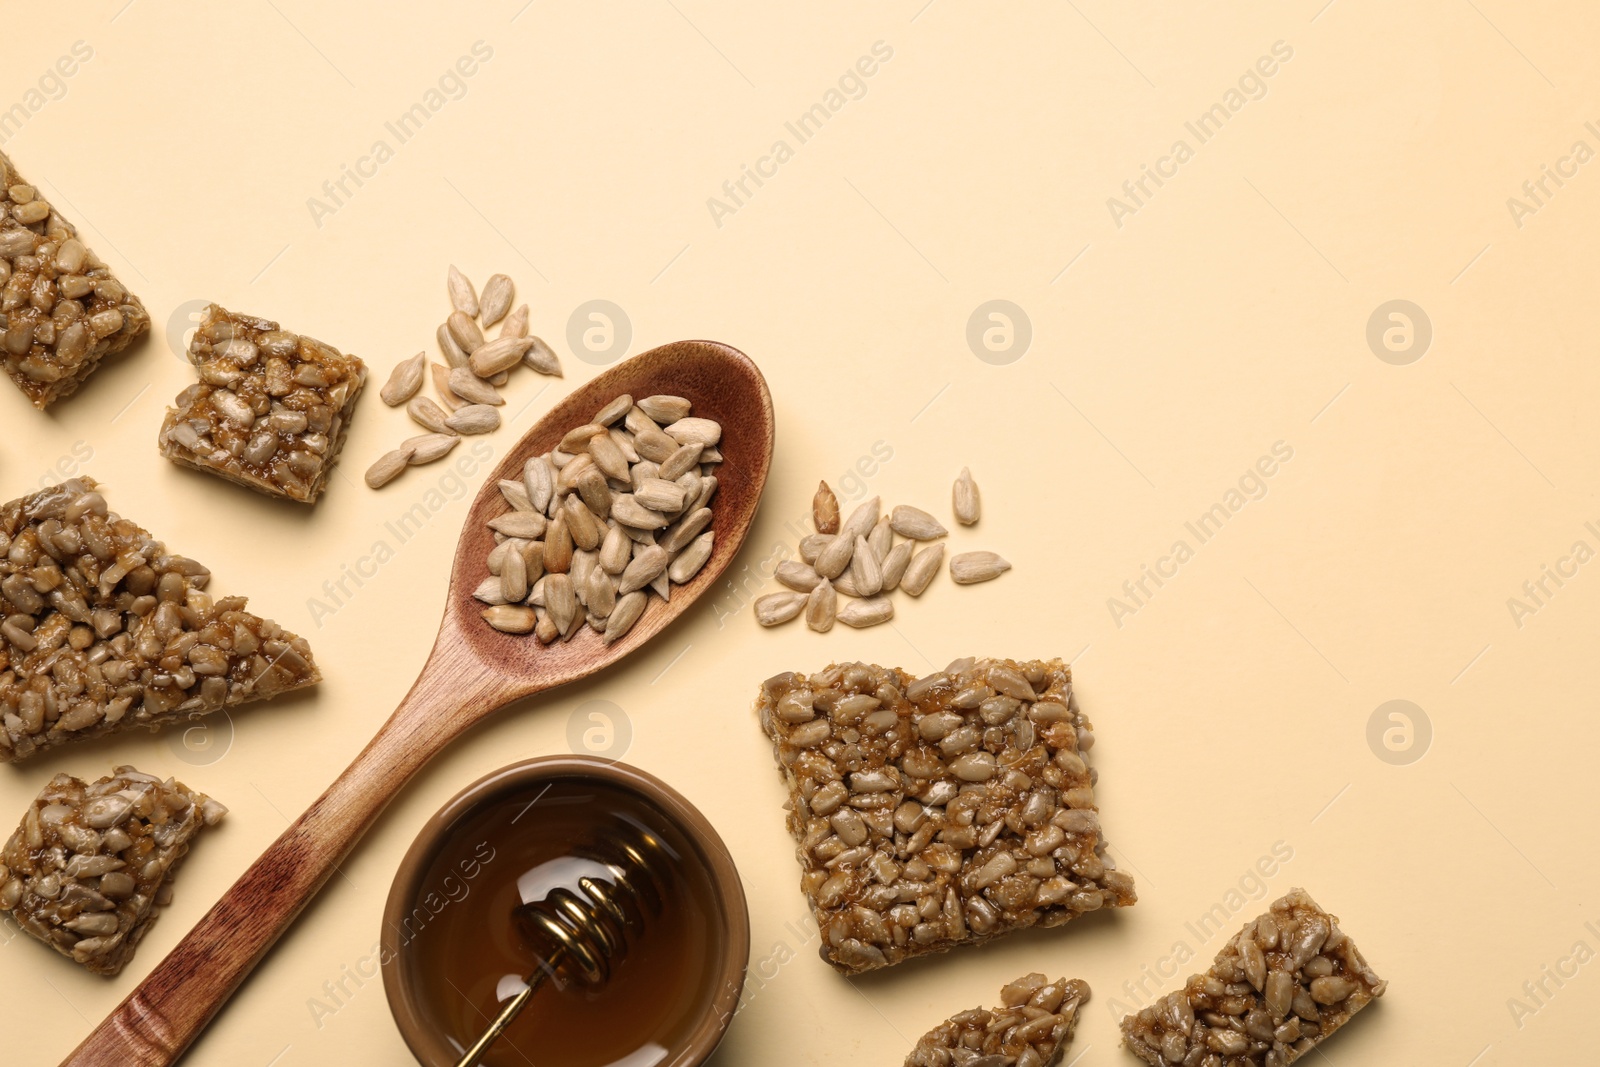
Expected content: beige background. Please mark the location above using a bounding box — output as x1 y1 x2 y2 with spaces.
2 1 1596 1063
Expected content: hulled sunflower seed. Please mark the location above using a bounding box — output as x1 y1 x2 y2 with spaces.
500 303 529 340
612 494 668 530
588 432 631 481
599 524 632 574
488 512 547 539
756 591 807 627
447 310 484 354
776 560 822 592
850 535 883 596
408 395 455 434
482 605 536 634
668 531 714 584
901 543 945 596
575 468 613 519
832 571 862 598
609 427 639 463
868 516 893 562
635 478 686 514
619 545 668 594
880 541 913 592
950 551 1011 585
840 496 880 543
563 496 604 550
630 426 675 464
523 336 562 377
659 443 703 482
805 579 837 632
446 404 501 435
664 417 721 447
837 595 894 628
437 323 470 369
560 422 609 454
403 433 460 465
524 455 554 513
535 609 558 643
637 395 691 424
543 511 573 573
448 367 504 406
595 394 633 426
499 479 534 512
604 591 647 643
545 574 577 632
469 336 530 378
813 481 840 534
799 534 831 564
479 273 514 327
586 566 617 617
473 576 507 605
380 352 426 406
814 534 854 580
891 504 948 541
430 363 463 410
447 265 479 316
953 467 980 525
500 548 529 602
365 448 412 489
662 507 712 553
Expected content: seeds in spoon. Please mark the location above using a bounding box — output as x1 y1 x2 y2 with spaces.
953 467 980 525
379 352 426 406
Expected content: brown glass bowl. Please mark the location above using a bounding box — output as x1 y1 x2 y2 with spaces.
381 756 750 1067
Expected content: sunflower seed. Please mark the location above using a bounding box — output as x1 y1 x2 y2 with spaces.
473 576 507 605
594 394 633 426
624 406 659 436
953 467 980 525
805 579 837 632
951 551 1011 585
638 395 691 424
832 571 861 598
535 610 559 643
619 545 668 594
668 531 714 584
868 516 894 562
587 432 631 481
891 505 948 541
609 427 639 463
500 303 529 340
469 336 530 378
604 591 647 643
813 481 840 534
500 547 529 602
523 336 563 376
814 533 854 580
659 443 703 482
403 433 460 465
447 265 479 316
545 574 577 632
446 404 501 435
850 535 883 596
635 478 686 514
430 363 463 410
800 535 831 564
563 495 604 550
840 496 880 543
599 524 632 574
880 542 913 592
489 512 547 539
479 274 514 327
365 448 412 489
776 560 822 592
448 368 504 406
499 479 534 512
380 352 426 406
612 494 668 530
556 422 605 454
524 456 554 512
662 507 712 553
664 417 721 447
756 591 807 627
586 566 617 617
575 468 613 519
437 323 470 369
408 395 455 434
543 511 573 573
901 543 945 596
482 605 536 634
633 426 677 463
447 310 484 354
837 595 894 628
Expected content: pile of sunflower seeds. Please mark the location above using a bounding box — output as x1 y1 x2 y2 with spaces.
905 973 1090 1067
366 266 564 489
473 394 721 644
755 469 1010 631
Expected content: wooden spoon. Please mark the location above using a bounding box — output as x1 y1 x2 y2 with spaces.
61 340 775 1066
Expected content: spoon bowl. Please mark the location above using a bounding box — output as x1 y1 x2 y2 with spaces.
62 340 774 1067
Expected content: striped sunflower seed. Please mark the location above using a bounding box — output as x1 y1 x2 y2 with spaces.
402 433 460 465
814 533 854 580
469 336 530 378
446 404 501 435
365 448 412 489
849 535 883 596
880 541 913 592
500 303 529 341
950 551 1011 585
953 467 980 525
805 579 837 632
482 605 536 634
380 352 426 406
407 395 455 435
604 591 647 644
837 595 893 628
523 336 562 377
479 274 514 327
776 560 822 593
437 323 470 369
900 543 945 596
668 531 714 584
813 481 840 534
891 504 948 541
756 591 807 627
448 367 504 407
447 265 478 317
637 395 691 424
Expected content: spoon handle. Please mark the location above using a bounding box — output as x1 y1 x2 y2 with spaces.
59 648 515 1067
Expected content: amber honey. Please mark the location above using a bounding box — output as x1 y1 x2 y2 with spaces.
398 775 722 1067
